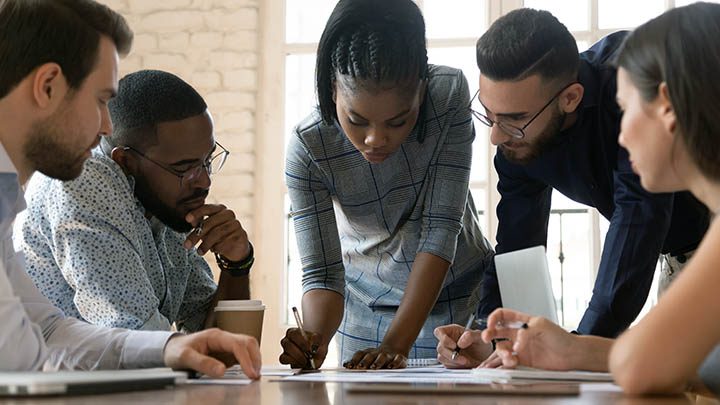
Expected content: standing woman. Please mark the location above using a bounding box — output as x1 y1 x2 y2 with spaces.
280 0 492 369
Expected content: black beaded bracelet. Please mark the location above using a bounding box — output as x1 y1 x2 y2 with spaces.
215 242 254 276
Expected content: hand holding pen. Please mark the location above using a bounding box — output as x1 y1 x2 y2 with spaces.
450 313 528 360
479 308 578 370
279 307 327 370
292 307 316 370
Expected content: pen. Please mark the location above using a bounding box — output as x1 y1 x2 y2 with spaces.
474 317 529 330
291 306 316 370
451 313 476 360
450 315 528 361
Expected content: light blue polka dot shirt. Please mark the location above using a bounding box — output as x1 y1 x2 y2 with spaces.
14 150 216 333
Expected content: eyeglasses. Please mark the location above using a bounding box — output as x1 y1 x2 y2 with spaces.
124 142 229 187
469 82 578 139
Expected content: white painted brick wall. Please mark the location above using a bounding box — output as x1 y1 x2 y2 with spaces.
98 0 259 273
98 0 258 228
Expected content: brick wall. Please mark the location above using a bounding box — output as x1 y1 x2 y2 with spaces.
98 0 260 274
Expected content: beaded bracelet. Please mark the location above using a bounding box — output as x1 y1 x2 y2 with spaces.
215 242 254 276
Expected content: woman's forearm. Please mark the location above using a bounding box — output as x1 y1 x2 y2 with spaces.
301 289 345 345
381 252 450 353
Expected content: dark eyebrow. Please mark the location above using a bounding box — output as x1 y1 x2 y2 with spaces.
101 89 117 98
497 112 528 120
347 108 411 122
168 144 217 167
169 158 200 167
478 100 527 120
386 108 411 121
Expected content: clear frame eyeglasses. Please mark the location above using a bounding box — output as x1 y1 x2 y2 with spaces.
469 82 578 139
124 142 230 187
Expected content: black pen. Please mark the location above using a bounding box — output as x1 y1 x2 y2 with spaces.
475 317 529 330
451 314 528 360
451 313 476 360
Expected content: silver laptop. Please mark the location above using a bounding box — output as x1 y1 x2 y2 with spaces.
0 368 186 396
494 245 559 324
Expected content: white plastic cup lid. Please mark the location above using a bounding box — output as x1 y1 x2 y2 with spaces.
216 300 263 307
214 305 265 312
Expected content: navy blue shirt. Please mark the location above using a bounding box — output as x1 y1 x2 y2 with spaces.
480 31 709 338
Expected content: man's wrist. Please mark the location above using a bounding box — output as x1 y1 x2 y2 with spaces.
215 242 254 276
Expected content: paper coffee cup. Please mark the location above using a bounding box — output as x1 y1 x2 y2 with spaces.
214 300 265 344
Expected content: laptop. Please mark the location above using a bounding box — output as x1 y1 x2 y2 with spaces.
494 245 559 323
0 368 187 396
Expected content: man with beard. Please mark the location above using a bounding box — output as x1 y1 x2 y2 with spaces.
435 8 709 366
0 0 260 377
16 69 253 334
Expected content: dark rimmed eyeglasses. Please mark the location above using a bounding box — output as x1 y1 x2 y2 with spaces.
123 142 229 187
469 82 579 139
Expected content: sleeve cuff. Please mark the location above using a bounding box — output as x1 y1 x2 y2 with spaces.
120 330 176 368
302 283 345 298
418 224 462 264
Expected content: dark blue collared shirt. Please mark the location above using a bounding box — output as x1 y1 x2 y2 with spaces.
480 31 709 338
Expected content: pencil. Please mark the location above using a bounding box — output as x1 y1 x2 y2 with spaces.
291 306 316 370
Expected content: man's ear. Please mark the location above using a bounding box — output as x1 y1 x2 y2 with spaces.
657 82 676 135
110 146 137 177
559 82 584 114
32 63 66 109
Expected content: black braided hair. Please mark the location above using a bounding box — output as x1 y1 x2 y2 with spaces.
316 0 428 125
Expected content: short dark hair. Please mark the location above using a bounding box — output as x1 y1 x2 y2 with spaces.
0 0 133 99
103 70 208 152
476 8 578 85
617 2 720 181
316 0 428 124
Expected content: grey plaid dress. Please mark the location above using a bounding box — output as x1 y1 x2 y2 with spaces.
286 65 493 363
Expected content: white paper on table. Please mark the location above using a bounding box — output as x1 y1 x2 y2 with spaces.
259 366 301 376
280 369 507 384
189 365 299 383
316 365 457 373
580 383 623 393
471 366 613 382
184 379 253 385
219 365 298 377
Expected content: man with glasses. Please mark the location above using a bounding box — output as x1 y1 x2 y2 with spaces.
436 8 709 368
16 69 254 333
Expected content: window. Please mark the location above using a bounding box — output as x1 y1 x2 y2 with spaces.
258 0 705 364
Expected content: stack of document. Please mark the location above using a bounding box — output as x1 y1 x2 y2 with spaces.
471 366 614 382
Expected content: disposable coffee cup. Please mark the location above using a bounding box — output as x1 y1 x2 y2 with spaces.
214 300 265 344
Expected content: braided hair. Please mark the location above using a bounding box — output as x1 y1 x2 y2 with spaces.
316 0 428 126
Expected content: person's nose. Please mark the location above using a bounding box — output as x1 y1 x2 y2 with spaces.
188 165 212 189
364 127 388 149
99 107 113 137
489 124 512 146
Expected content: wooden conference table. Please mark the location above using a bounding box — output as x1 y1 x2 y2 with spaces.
0 377 698 405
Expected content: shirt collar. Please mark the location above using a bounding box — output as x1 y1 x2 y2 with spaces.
0 141 18 175
0 144 24 233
